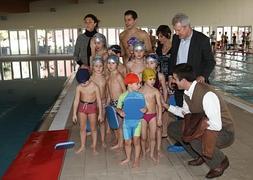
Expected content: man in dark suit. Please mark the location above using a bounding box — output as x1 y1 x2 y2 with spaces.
169 13 216 107
167 13 216 151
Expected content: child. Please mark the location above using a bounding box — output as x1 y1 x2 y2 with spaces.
126 41 146 78
90 33 108 64
108 45 127 77
90 56 107 148
140 68 162 163
107 54 126 150
72 68 103 154
146 53 168 156
116 72 146 168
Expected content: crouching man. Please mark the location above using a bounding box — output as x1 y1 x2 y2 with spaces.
166 63 234 179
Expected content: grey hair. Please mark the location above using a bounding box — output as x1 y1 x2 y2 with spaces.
172 13 190 26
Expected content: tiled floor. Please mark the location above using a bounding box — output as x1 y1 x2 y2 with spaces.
60 103 253 180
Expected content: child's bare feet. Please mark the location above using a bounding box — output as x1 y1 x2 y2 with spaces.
102 142 107 148
110 144 120 150
75 146 85 154
120 159 130 165
93 148 99 155
158 151 164 158
132 160 140 168
150 155 158 165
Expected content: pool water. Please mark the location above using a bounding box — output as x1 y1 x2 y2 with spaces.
0 78 66 177
210 54 253 104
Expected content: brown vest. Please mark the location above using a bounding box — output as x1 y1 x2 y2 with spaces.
184 83 234 133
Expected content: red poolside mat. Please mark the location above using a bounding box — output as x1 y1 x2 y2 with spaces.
3 130 69 180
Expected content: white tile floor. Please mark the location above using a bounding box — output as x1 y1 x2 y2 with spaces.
60 103 253 180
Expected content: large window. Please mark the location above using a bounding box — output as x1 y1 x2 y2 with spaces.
36 28 78 55
0 30 29 56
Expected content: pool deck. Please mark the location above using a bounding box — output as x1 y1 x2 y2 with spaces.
57 86 253 180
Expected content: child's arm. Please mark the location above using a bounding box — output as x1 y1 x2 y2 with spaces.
155 90 163 127
118 75 127 92
95 84 103 122
72 86 81 124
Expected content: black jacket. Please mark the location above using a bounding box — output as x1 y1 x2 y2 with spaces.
169 30 215 80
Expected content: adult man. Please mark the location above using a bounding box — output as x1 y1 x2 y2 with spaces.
169 13 215 107
119 10 152 64
167 63 234 179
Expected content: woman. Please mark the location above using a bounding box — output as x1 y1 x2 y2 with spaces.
74 14 99 69
155 25 172 82
155 25 172 138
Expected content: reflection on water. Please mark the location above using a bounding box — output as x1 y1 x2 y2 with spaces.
210 54 253 104
0 78 66 176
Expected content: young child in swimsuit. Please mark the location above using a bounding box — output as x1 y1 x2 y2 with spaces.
90 33 108 65
72 68 102 154
146 53 169 156
108 45 127 77
90 56 107 148
139 68 162 163
126 41 146 78
116 72 146 168
107 55 126 150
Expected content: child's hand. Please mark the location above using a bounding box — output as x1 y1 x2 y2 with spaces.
98 114 103 123
118 109 125 117
163 103 169 110
72 115 77 124
157 118 162 127
140 107 147 113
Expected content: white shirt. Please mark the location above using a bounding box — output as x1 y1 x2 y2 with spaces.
168 81 222 131
176 32 193 65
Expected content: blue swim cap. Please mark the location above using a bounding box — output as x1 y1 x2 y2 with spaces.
76 68 90 84
146 53 159 63
127 37 139 46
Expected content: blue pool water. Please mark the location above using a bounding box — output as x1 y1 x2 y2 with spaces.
0 78 66 177
210 53 253 104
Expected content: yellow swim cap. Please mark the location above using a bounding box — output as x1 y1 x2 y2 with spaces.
142 68 156 82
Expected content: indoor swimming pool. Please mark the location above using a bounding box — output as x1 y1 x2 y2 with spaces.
210 53 253 104
0 78 66 177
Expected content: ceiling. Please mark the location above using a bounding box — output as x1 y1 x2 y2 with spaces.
0 0 80 13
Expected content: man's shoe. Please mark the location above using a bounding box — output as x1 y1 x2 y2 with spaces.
205 156 229 179
188 157 204 166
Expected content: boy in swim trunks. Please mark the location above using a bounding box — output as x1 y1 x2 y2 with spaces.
90 56 107 148
108 45 127 77
107 55 126 150
72 68 103 154
139 68 162 163
116 73 146 168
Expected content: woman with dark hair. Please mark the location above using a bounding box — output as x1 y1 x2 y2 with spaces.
74 14 100 69
155 25 172 81
155 25 172 139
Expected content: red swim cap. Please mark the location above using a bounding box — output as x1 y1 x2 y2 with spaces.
124 73 140 85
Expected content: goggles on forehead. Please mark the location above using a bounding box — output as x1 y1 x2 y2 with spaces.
93 55 103 64
107 54 119 64
146 53 159 62
133 42 145 51
94 33 106 44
